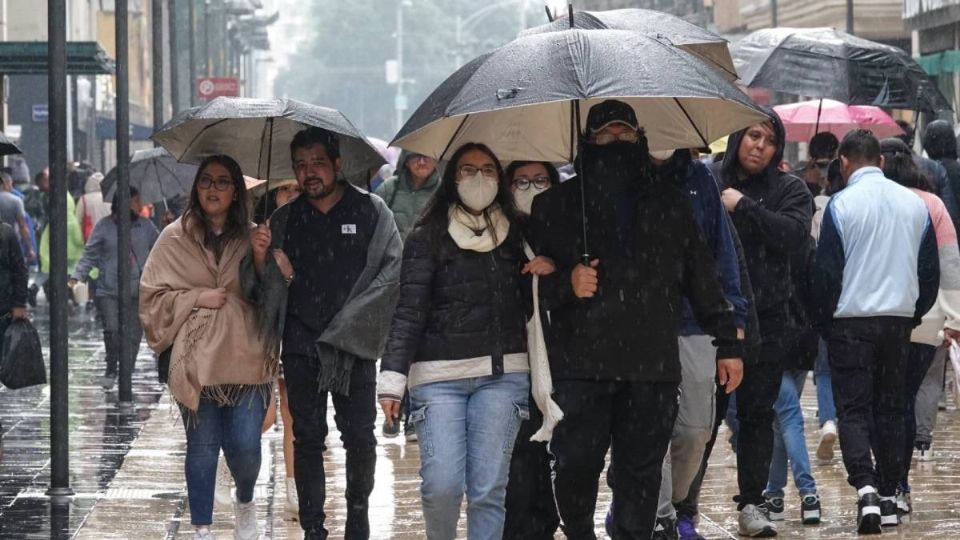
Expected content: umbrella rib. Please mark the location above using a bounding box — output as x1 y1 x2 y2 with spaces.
178 118 231 161
439 114 470 162
672 98 709 148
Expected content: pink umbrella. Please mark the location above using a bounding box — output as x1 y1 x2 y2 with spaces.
773 99 905 143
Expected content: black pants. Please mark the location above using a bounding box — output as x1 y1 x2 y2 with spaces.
550 380 678 540
504 394 559 540
95 295 143 375
283 354 377 539
828 317 912 496
902 343 937 490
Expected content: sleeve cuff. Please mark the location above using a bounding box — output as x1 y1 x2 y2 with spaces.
377 370 407 401
734 196 757 213
715 340 747 361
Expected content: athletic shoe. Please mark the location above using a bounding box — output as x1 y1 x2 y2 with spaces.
404 423 418 442
762 496 785 521
880 497 899 527
676 516 706 540
381 417 400 438
193 529 215 540
99 370 117 390
651 516 678 540
817 420 838 462
857 492 881 535
801 494 821 525
896 489 912 514
233 499 258 540
284 477 299 521
915 441 934 462
738 504 777 537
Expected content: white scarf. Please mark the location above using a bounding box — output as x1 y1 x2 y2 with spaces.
447 204 510 252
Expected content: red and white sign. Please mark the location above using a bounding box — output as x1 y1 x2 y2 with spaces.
196 77 240 99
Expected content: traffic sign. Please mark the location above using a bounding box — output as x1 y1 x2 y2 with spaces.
196 77 240 99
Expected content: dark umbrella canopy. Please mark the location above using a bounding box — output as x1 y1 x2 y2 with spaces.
101 147 198 204
152 97 386 183
519 8 737 79
393 29 767 162
733 27 951 113
0 132 23 157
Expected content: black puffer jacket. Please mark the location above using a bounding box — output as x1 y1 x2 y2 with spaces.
0 223 27 313
711 110 813 338
380 223 529 377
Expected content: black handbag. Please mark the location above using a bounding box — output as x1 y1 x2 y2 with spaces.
157 347 171 384
0 319 47 389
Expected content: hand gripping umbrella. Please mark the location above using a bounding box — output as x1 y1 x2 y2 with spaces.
101 147 198 205
519 8 738 80
392 27 768 261
733 27 952 113
152 97 386 220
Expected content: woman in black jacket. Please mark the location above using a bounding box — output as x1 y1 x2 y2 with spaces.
377 143 553 540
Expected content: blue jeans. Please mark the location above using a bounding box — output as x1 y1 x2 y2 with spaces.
814 339 837 426
182 390 267 526
765 370 817 498
409 373 530 540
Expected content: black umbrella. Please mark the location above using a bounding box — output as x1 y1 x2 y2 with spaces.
152 97 386 184
0 132 23 156
393 28 767 163
101 147 198 205
519 8 737 79
733 27 952 113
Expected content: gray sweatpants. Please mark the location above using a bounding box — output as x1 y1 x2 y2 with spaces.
915 344 947 444
658 335 718 519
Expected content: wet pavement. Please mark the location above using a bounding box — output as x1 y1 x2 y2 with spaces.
3 296 960 538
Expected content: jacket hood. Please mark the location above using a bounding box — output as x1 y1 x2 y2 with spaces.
84 173 103 194
396 150 440 191
922 120 958 160
719 107 784 187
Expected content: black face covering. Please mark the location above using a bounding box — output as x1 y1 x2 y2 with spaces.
577 141 651 209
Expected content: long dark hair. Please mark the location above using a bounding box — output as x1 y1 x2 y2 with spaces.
880 138 934 192
416 143 518 247
183 155 250 259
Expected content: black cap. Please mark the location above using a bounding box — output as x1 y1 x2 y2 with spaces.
586 100 639 134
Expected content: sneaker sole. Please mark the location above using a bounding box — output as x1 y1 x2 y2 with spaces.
881 514 899 527
738 526 777 537
858 514 881 535
817 432 836 461
767 510 785 521
802 511 821 525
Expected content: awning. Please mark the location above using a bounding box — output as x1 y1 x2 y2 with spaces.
917 50 960 76
0 42 115 75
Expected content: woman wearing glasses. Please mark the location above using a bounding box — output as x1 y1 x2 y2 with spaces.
377 143 554 539
139 155 278 540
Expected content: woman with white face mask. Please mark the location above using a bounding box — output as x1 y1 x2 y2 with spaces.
377 143 555 539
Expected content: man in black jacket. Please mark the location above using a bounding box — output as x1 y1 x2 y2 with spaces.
0 222 28 350
528 100 743 540
710 111 813 537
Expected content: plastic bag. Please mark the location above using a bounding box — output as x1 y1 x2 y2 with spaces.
1 319 47 389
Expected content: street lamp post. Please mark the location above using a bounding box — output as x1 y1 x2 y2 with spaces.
116 0 134 406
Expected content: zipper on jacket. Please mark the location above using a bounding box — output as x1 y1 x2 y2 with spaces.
489 251 504 375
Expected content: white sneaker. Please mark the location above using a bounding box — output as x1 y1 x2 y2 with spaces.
738 504 778 537
817 420 838 462
193 528 216 540
284 477 299 521
215 457 233 509
234 499 259 540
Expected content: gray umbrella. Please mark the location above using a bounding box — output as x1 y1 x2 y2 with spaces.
101 147 198 204
0 132 23 157
152 97 386 183
519 8 737 80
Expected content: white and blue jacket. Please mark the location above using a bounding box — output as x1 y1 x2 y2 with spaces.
812 166 940 327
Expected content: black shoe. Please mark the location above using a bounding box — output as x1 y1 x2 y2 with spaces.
303 526 327 540
880 497 899 527
651 516 679 540
857 492 882 535
27 284 38 307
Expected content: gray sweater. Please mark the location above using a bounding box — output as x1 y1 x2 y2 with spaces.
72 215 159 298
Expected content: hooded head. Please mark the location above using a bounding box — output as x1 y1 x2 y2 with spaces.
720 107 785 187
396 150 440 189
84 172 104 194
922 119 958 160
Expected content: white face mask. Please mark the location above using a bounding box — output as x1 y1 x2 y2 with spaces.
457 172 499 212
649 149 676 161
514 185 549 215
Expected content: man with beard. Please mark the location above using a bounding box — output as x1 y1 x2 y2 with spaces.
69 187 158 389
245 127 402 539
527 100 743 539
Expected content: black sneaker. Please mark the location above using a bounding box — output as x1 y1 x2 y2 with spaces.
857 492 882 535
651 516 678 540
880 497 899 527
801 494 821 525
763 496 785 521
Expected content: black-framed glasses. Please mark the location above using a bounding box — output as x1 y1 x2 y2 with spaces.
590 131 640 146
459 164 498 179
197 177 234 191
513 176 550 190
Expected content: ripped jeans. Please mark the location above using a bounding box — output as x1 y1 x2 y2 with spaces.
409 372 530 540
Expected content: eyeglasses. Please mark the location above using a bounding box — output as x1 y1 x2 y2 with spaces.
590 131 640 146
197 177 234 191
459 165 498 179
411 155 433 165
513 176 551 190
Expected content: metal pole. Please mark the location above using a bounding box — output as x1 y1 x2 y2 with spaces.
168 0 180 114
204 0 211 76
116 0 134 406
46 0 73 499
771 0 778 27
188 0 197 105
846 0 854 34
152 0 164 136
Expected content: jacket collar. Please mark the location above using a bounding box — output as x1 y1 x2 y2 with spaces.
847 166 883 186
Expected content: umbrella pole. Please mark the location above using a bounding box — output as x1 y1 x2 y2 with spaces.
574 99 589 265
261 118 274 224
814 98 823 135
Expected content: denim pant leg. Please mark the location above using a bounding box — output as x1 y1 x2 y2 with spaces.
409 378 470 540
765 416 788 498
183 398 224 526
222 390 268 504
815 339 837 426
464 373 529 540
778 370 816 496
